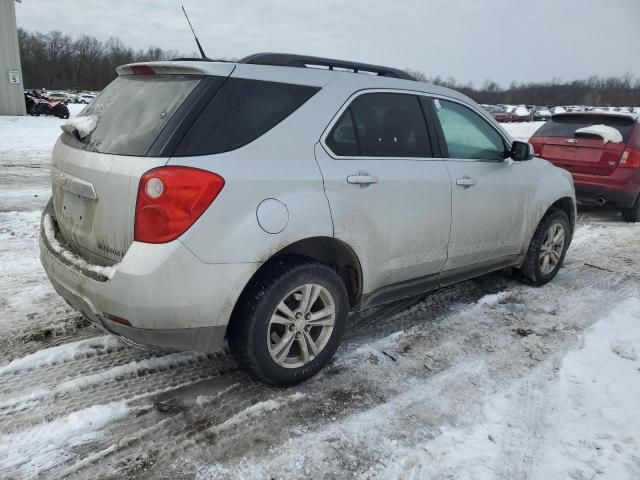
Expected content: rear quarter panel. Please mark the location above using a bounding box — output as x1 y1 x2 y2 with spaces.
169 87 339 264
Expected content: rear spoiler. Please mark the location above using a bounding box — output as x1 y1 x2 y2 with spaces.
116 61 226 76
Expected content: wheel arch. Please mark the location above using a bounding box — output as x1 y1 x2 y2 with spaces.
520 195 576 262
548 196 576 232
233 236 363 316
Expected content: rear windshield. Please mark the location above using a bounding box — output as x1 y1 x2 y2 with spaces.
534 114 635 141
61 74 201 156
173 78 320 156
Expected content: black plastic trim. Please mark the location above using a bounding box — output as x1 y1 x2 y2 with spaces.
420 97 448 158
357 254 523 311
146 74 230 157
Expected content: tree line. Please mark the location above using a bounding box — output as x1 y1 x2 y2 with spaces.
17 29 640 106
18 29 190 91
406 70 640 107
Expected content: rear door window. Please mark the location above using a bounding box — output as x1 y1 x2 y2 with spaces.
62 74 201 156
173 78 320 156
533 114 635 141
433 99 506 161
326 93 432 158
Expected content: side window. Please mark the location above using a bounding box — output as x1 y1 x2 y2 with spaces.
326 93 432 158
174 78 319 156
326 109 358 156
434 99 505 161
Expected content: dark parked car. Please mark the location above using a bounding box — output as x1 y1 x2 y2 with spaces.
529 112 640 221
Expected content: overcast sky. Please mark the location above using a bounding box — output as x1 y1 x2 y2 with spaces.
15 0 640 86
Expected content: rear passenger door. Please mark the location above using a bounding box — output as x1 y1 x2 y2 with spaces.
315 91 452 298
425 97 531 271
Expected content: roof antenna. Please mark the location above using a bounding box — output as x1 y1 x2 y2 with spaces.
181 4 208 60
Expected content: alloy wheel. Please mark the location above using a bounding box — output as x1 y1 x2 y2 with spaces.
267 283 336 369
539 222 565 275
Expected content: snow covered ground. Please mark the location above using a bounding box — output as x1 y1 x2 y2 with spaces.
0 114 639 479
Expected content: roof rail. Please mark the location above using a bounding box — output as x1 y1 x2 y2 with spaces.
239 52 416 81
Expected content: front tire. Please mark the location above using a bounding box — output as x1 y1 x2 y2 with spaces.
621 194 640 222
228 257 348 386
518 209 571 286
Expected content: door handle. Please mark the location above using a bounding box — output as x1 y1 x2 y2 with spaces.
456 177 476 188
347 174 379 186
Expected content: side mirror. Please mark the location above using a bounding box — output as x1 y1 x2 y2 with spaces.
510 140 534 161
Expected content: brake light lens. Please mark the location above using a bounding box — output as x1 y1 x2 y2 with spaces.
618 148 640 168
130 65 155 75
134 166 225 243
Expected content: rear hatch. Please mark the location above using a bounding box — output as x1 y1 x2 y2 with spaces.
531 113 634 175
51 62 234 265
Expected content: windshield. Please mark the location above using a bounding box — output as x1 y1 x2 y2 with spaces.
62 74 201 156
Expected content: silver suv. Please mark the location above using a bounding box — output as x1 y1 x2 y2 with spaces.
40 53 576 385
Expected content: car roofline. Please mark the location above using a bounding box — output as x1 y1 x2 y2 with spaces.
116 57 481 108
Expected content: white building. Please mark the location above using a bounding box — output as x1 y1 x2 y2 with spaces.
0 0 25 115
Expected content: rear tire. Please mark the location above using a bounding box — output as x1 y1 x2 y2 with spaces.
518 209 571 286
228 257 348 386
621 194 640 222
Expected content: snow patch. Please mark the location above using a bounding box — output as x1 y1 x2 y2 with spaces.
211 393 306 433
478 290 512 306
42 214 118 280
0 336 123 375
531 298 640 479
0 401 129 477
0 351 205 411
514 106 529 116
575 124 624 144
610 339 638 361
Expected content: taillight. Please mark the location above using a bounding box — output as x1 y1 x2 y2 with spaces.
529 137 542 155
618 148 640 168
134 166 225 243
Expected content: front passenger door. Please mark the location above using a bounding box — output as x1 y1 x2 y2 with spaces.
426 98 532 271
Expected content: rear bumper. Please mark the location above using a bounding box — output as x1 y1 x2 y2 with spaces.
572 168 640 208
39 204 260 352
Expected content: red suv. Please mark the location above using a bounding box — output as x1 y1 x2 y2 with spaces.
529 113 640 221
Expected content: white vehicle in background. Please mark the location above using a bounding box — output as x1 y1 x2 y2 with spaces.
77 93 96 104
45 91 73 104
39 53 576 385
